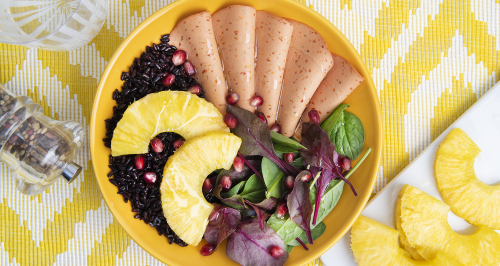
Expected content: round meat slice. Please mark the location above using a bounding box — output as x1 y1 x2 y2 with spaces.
277 19 333 137
212 5 257 112
255 11 293 125
169 11 228 114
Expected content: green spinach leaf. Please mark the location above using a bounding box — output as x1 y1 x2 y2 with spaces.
310 179 345 225
285 245 294 253
321 103 349 136
267 178 345 244
222 181 246 198
270 131 306 153
291 157 304 169
240 174 266 203
267 214 304 243
287 222 326 246
331 111 365 160
272 143 300 153
262 157 286 199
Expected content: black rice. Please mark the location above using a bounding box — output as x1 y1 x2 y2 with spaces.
104 35 216 247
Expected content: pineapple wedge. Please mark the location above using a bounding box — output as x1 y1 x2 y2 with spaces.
396 185 500 266
435 128 500 229
111 91 228 156
351 216 463 266
394 194 425 261
160 131 241 246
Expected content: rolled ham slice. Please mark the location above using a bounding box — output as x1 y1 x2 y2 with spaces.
293 53 364 140
212 5 256 112
255 11 293 125
303 53 364 123
277 19 334 137
169 11 227 114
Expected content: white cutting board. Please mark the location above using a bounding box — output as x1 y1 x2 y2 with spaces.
321 81 500 265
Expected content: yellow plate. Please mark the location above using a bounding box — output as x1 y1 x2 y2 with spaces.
90 0 383 265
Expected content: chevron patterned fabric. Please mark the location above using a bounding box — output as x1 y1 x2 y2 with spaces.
1 0 499 265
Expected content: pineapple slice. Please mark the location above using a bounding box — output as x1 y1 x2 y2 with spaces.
160 131 241 246
435 128 500 229
111 91 228 156
351 216 463 266
396 185 500 266
394 194 425 261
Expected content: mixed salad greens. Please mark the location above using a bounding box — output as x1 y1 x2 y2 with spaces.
205 104 371 266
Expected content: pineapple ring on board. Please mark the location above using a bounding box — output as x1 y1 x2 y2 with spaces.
435 128 500 229
111 91 229 156
396 185 500 266
160 131 241 246
351 216 463 266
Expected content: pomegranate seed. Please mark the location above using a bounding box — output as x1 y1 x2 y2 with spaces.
308 109 320 125
284 153 294 163
256 112 267 123
144 172 157 184
188 84 202 95
200 243 216 256
342 157 351 172
284 175 295 191
203 178 214 193
233 157 244 172
226 92 240 105
250 95 264 107
270 124 281 133
224 113 238 129
300 171 312 182
173 138 184 149
221 175 232 191
151 138 164 153
162 74 175 86
276 202 288 219
134 155 145 170
183 61 196 76
172 50 186 66
269 245 284 258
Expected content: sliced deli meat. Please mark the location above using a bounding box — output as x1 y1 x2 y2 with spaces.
255 11 293 125
302 53 364 124
212 5 257 112
277 19 334 137
169 11 228 114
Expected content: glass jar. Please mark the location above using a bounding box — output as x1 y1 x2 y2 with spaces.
0 84 84 195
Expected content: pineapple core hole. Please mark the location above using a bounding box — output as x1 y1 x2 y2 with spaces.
448 211 478 235
474 155 500 186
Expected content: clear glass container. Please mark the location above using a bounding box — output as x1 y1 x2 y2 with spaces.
0 0 108 51
0 84 84 195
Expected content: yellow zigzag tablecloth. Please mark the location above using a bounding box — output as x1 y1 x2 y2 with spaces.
0 0 499 265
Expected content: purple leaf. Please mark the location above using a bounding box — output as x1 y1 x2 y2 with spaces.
238 152 264 186
287 171 314 244
312 169 335 225
245 200 272 231
213 185 248 210
228 105 300 176
227 219 289 266
204 204 241 248
299 122 357 196
250 197 278 211
299 122 337 171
